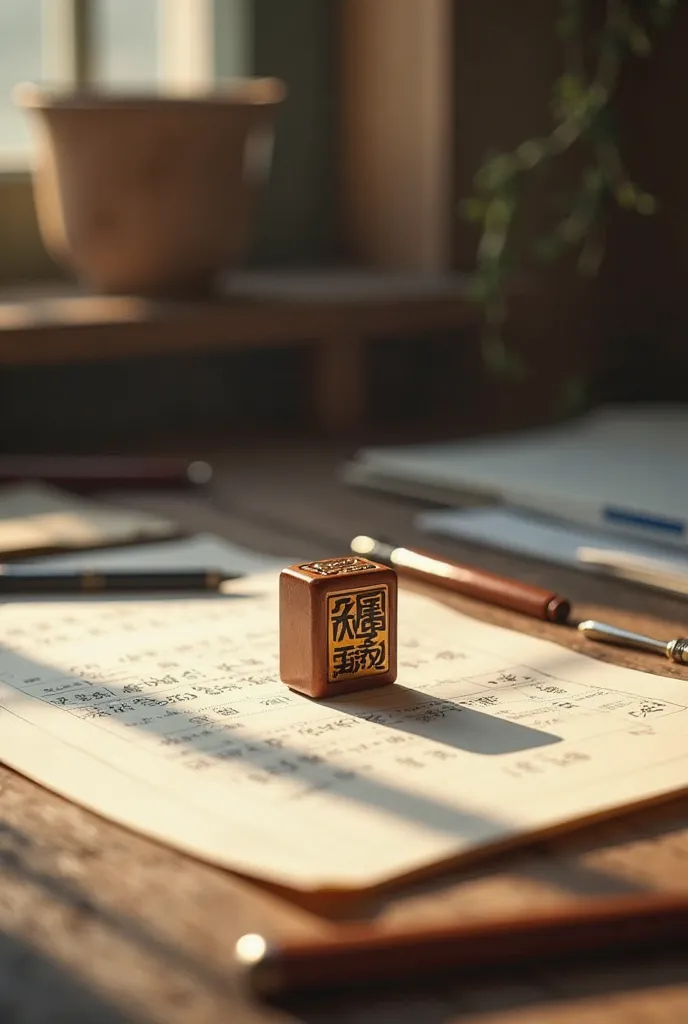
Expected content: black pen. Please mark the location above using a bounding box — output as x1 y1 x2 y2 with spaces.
0 568 233 594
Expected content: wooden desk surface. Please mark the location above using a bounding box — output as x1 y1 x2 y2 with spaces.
3 440 688 1024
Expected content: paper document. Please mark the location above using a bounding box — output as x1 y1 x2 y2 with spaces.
0 482 178 556
346 403 688 548
0 574 687 891
21 532 284 576
418 507 688 594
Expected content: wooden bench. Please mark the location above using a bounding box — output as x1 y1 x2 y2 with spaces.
0 271 477 432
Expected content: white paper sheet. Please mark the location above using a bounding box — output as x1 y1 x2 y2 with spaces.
418 507 688 584
0 482 178 555
346 404 688 548
0 574 687 891
20 532 284 576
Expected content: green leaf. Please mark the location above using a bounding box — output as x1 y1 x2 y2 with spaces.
635 192 657 215
484 196 513 229
583 167 604 191
587 83 609 110
477 231 507 264
615 181 640 208
464 276 490 303
551 73 587 118
555 73 586 104
474 154 519 192
515 138 549 169
460 197 488 222
533 235 566 261
628 23 652 56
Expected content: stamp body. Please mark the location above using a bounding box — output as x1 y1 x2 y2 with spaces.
279 556 398 699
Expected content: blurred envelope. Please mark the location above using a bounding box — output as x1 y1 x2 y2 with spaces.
0 482 179 557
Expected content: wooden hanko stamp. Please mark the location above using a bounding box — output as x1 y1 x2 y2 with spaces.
279 556 397 699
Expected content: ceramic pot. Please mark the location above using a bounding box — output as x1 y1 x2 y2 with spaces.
14 79 285 295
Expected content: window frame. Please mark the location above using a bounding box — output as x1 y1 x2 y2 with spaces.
340 0 454 273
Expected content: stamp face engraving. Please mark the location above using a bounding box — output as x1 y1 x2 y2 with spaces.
300 557 377 577
327 584 389 682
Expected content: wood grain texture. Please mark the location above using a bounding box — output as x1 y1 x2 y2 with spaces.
0 274 476 367
3 439 688 1023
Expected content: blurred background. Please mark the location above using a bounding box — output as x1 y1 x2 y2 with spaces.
0 0 686 454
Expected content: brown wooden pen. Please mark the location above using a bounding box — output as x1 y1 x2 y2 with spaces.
235 892 688 997
351 536 570 623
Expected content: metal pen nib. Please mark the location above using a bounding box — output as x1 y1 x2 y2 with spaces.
578 620 688 665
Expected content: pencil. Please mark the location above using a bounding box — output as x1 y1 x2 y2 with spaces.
235 892 688 997
0 455 213 489
0 568 232 593
351 536 571 623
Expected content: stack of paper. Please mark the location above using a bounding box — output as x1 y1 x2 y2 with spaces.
344 404 688 550
417 506 688 596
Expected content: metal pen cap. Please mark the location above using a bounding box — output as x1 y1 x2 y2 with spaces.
578 620 688 665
